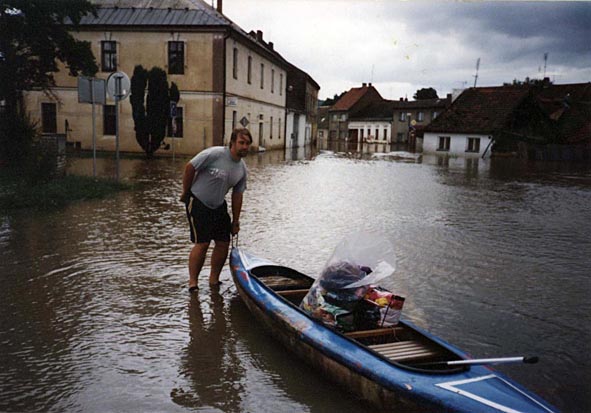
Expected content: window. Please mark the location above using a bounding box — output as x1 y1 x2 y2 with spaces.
280 73 283 95
232 47 238 79
278 118 281 139
259 122 263 143
332 114 337 121
103 105 116 135
232 110 237 130
340 114 346 121
399 112 406 121
270 116 273 138
383 129 388 141
467 137 480 152
260 63 264 89
271 69 275 93
247 56 252 84
375 128 379 139
360 129 364 139
438 136 451 151
418 111 424 122
167 107 183 137
41 103 57 134
101 41 117 72
432 111 438 119
168 41 184 74
367 129 370 137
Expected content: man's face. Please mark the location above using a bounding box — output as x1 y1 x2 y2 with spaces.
233 134 252 158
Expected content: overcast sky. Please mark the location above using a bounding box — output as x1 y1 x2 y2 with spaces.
222 0 591 101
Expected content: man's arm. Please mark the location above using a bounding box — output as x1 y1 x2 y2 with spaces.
231 191 243 235
180 162 196 203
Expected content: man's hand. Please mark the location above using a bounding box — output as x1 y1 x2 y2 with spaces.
180 192 189 203
231 220 240 235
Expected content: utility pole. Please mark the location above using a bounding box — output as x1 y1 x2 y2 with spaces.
543 52 549 78
473 58 480 88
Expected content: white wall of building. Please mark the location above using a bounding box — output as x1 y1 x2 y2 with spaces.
348 121 392 143
423 132 492 158
285 111 306 148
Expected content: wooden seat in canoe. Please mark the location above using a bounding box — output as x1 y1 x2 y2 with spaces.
276 288 310 296
369 340 438 362
345 327 404 339
261 274 312 290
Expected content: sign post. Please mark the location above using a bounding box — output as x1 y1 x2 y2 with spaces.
170 101 177 161
78 77 106 177
106 71 130 181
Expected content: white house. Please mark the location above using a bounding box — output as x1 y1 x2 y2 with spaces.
422 86 532 158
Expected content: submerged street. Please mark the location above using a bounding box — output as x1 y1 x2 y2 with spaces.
1 145 590 412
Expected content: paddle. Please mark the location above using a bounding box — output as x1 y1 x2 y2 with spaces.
413 356 539 367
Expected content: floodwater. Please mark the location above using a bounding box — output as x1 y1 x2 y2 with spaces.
1 143 590 412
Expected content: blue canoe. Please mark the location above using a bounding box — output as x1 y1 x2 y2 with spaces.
230 248 558 413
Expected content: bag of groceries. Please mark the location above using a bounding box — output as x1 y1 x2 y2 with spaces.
300 231 397 331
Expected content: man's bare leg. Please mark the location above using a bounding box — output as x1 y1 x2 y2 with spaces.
209 241 230 285
189 242 209 290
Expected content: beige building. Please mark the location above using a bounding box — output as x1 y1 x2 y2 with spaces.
23 0 290 156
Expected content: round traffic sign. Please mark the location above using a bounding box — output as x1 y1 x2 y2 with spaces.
106 71 131 100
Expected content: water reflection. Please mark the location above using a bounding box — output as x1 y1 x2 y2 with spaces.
1 146 590 412
173 289 244 411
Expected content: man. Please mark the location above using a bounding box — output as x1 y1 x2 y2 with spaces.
180 128 252 292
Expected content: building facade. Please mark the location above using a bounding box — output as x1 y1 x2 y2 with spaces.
23 0 303 156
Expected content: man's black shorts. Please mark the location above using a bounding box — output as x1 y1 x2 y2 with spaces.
185 195 231 243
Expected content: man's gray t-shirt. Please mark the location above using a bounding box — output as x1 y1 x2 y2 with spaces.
189 146 247 209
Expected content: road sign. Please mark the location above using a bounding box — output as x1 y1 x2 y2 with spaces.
240 116 249 127
106 71 131 100
78 77 106 104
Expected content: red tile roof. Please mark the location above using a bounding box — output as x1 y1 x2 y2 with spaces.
425 86 531 134
331 85 382 111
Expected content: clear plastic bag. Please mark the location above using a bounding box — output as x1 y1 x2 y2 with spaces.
300 231 397 331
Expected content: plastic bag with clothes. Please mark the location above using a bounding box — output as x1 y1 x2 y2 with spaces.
300 231 397 331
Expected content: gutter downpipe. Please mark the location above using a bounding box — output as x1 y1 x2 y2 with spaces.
222 29 231 145
481 135 494 159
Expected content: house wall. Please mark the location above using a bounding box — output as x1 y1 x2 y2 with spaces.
225 38 286 151
285 111 306 148
392 108 440 143
348 121 392 143
423 132 492 158
24 27 289 156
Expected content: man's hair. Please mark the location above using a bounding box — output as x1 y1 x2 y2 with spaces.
229 128 252 146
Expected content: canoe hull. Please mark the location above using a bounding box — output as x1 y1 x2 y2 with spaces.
230 248 558 413
233 268 427 411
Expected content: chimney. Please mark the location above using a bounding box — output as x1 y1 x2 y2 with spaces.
217 0 223 13
362 82 367 87
368 82 372 86
268 41 274 50
256 30 263 42
399 97 404 101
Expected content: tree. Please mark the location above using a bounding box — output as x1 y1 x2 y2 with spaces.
413 88 439 100
130 65 177 157
504 77 553 87
0 0 98 162
322 91 347 106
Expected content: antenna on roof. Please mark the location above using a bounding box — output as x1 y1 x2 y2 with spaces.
543 52 549 78
473 58 480 88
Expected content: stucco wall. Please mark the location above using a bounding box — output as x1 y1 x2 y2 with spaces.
348 121 392 143
225 38 286 151
423 132 492 157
